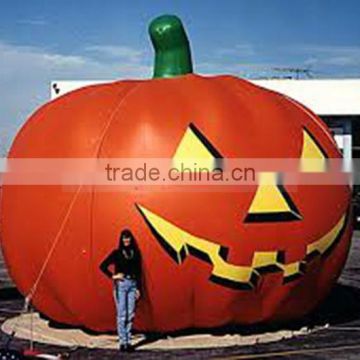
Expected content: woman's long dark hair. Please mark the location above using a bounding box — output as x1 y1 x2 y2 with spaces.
118 229 139 253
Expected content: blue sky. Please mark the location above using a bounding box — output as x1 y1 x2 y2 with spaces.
0 0 360 150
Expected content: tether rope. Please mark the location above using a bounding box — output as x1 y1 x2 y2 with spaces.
8 82 140 351
25 82 139 304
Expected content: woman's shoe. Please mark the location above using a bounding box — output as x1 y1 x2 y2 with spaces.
119 344 127 352
126 345 135 352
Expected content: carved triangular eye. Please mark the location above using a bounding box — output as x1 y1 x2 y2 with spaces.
245 172 302 223
300 128 328 172
172 123 223 171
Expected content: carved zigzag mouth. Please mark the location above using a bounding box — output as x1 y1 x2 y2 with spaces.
137 204 349 290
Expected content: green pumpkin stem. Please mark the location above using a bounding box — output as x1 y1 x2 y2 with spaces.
149 15 193 78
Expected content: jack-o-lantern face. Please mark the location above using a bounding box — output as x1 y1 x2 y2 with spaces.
0 15 352 333
136 125 348 290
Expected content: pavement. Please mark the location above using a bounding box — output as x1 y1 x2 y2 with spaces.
1 232 360 359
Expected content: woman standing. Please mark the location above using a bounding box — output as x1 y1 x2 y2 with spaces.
100 229 142 352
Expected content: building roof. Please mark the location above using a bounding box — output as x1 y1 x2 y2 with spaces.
51 79 360 116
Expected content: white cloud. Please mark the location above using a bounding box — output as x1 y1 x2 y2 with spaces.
17 19 48 26
216 43 256 58
197 61 288 78
85 45 144 62
206 43 360 78
42 53 87 67
0 41 150 153
292 44 360 67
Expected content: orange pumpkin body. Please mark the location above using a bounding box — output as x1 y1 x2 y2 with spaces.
0 15 352 332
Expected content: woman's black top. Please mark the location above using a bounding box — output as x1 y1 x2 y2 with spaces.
100 248 142 288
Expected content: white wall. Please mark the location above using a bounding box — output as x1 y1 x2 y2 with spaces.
253 79 360 116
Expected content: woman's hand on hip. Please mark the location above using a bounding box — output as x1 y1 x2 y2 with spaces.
112 273 124 281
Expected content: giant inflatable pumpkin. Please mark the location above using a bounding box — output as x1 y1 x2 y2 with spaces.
0 15 352 332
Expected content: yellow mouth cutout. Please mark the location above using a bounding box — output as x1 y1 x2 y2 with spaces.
137 204 348 290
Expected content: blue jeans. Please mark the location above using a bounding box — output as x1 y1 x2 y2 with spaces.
113 278 137 346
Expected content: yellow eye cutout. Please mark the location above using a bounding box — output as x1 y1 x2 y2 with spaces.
172 123 223 172
300 128 328 172
245 172 302 223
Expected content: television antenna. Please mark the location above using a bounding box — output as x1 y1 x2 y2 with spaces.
271 67 315 79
